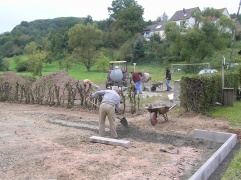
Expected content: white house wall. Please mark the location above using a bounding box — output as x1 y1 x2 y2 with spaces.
222 8 230 18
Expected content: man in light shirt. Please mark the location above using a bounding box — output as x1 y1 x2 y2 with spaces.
88 87 121 138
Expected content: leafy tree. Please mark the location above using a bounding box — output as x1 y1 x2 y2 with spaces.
95 52 110 72
110 28 131 48
24 41 37 54
164 22 182 42
2 58 9 71
27 49 47 76
13 55 21 65
50 32 65 57
115 5 145 35
108 0 138 20
179 27 208 63
119 40 132 62
156 12 169 23
1 41 17 57
84 15 93 25
164 22 182 57
15 61 29 72
0 56 5 71
61 55 73 73
68 23 103 71
132 38 145 63
191 9 203 27
0 17 84 58
0 33 13 46
230 13 241 22
164 8 234 64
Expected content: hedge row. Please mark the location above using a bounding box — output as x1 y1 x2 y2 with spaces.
180 71 241 112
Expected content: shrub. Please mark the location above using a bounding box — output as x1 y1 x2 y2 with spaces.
180 71 240 113
15 61 29 72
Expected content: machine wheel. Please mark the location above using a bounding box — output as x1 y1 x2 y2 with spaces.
150 112 158 125
151 86 156 92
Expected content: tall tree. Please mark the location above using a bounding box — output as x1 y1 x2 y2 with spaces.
84 15 93 25
115 5 145 35
108 0 138 20
132 38 145 63
156 12 169 23
27 49 47 76
24 41 37 54
68 23 103 71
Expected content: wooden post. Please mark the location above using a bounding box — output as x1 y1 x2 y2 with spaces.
223 88 234 106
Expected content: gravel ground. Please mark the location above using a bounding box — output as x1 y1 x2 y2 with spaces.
0 102 234 180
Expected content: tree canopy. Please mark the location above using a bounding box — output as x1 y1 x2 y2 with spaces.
68 23 103 71
108 0 138 20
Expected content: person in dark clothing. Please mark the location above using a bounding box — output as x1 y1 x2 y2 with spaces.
165 67 172 91
131 72 143 94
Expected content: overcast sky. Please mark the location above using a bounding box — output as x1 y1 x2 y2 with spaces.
0 0 240 34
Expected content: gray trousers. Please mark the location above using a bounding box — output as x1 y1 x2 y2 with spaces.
99 103 117 138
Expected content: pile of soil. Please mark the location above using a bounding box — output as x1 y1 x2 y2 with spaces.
32 70 83 89
0 71 91 101
0 71 35 85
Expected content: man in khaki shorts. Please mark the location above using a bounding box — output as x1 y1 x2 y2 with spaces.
89 87 121 138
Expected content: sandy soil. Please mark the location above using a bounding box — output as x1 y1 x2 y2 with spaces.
0 101 231 180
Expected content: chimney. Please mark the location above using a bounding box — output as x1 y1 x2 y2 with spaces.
183 8 186 14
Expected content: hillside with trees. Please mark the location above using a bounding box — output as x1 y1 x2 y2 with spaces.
0 0 241 74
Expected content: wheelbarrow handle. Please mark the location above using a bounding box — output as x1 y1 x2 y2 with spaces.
169 104 176 111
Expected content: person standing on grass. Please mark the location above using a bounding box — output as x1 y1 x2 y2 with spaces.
165 67 172 91
131 72 143 94
87 87 121 138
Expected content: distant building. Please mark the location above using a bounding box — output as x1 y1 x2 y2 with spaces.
169 7 200 29
143 7 233 40
143 21 166 40
143 7 200 40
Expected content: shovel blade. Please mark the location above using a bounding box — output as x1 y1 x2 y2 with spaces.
120 117 128 127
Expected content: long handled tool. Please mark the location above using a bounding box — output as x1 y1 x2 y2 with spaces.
88 99 128 127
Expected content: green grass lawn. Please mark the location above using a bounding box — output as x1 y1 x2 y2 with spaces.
3 56 184 84
207 101 241 128
221 150 241 180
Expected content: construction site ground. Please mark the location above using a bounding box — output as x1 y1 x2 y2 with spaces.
0 71 240 180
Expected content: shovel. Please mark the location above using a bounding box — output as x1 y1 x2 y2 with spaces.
116 117 128 127
88 99 128 127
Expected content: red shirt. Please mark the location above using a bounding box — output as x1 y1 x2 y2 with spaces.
132 72 142 83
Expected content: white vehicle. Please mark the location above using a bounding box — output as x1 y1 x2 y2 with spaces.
106 61 129 89
198 69 218 75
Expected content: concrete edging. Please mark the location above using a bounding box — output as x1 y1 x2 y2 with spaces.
189 129 238 180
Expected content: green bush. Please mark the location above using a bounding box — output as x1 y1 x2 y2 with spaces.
180 71 240 113
15 61 29 72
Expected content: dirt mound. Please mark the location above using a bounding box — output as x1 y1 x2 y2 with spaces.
0 71 35 85
0 71 92 103
32 70 84 89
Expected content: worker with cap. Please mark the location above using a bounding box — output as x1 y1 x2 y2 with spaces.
87 86 121 138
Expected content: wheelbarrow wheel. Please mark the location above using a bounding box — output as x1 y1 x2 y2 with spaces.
151 86 156 92
150 112 158 125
